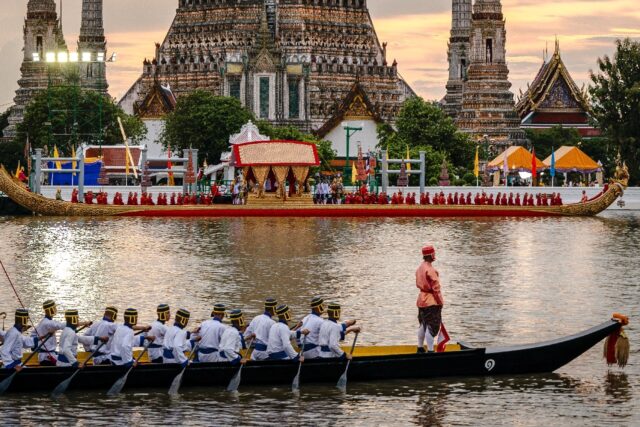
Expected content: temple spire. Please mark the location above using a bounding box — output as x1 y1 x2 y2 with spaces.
443 0 472 118
78 0 108 94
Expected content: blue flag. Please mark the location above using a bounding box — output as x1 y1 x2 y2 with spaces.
550 148 556 178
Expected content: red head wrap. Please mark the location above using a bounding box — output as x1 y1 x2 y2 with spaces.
422 245 436 260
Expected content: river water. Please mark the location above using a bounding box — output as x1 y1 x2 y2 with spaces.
0 213 638 426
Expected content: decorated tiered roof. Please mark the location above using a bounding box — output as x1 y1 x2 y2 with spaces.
232 140 320 167
516 41 590 120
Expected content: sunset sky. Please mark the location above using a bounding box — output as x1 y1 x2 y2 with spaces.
1 0 639 112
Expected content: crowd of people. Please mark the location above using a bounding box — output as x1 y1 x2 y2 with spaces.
0 298 360 370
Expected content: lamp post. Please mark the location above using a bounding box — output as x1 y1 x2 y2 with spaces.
343 123 363 185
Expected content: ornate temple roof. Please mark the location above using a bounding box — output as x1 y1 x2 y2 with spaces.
135 80 177 119
315 82 382 138
516 41 590 119
232 141 320 167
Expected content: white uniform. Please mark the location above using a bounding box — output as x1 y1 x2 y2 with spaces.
267 321 299 360
300 312 324 359
219 327 245 364
31 316 66 364
84 318 118 365
319 319 347 359
163 325 192 365
148 320 168 362
57 327 98 367
244 313 275 361
109 325 145 366
1 327 36 369
195 318 227 363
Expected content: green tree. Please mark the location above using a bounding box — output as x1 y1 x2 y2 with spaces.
0 109 10 137
0 139 24 171
162 91 252 163
256 121 336 172
589 38 640 185
525 126 581 160
377 97 473 184
16 86 145 155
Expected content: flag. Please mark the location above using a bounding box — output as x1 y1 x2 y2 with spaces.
550 147 556 178
14 161 21 179
25 136 31 174
531 147 537 181
473 146 479 178
436 323 451 353
351 161 357 184
406 145 411 171
71 146 77 177
386 145 389 161
502 149 509 187
53 145 61 170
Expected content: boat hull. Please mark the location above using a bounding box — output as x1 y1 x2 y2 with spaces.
0 166 627 218
0 320 620 393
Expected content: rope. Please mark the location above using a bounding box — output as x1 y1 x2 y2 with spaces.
0 258 53 356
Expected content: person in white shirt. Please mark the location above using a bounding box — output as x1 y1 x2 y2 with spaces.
1 309 37 371
31 300 66 366
110 308 154 367
84 306 119 365
319 303 359 359
163 308 200 366
57 309 107 367
244 298 277 361
195 304 227 363
299 297 326 359
218 310 248 365
267 305 309 360
148 304 170 363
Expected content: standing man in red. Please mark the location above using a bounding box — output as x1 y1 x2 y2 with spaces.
415 245 444 353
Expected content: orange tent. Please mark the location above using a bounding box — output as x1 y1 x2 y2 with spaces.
487 146 545 172
543 146 601 173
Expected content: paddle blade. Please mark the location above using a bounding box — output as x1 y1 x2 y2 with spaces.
0 372 16 395
336 371 348 391
168 370 184 396
106 373 128 396
226 369 242 392
291 372 300 393
51 376 73 399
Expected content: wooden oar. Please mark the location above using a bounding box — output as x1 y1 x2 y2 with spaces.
291 337 307 393
168 342 200 396
226 337 254 392
336 332 360 391
0 332 53 395
106 341 151 396
51 341 106 399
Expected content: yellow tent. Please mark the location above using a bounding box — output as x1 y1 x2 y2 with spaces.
543 146 601 173
487 146 545 172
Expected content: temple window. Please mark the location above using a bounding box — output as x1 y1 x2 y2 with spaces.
229 79 241 101
259 77 270 119
486 39 493 63
460 58 466 79
288 79 300 119
36 36 43 56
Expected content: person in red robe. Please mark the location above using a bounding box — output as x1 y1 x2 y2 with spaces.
419 192 426 205
396 191 403 205
211 182 219 198
473 193 480 205
170 193 176 205
459 194 466 205
71 188 79 203
447 193 453 205
480 192 487 205
85 191 94 204
508 193 514 206
132 192 139 205
391 193 398 205
556 193 563 206
190 193 197 205
488 194 494 205
500 193 507 206
515 194 521 206
378 192 387 205
466 192 472 205
439 192 446 205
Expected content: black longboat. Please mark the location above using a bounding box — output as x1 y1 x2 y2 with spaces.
0 319 624 394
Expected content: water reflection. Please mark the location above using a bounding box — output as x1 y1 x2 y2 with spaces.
0 213 638 425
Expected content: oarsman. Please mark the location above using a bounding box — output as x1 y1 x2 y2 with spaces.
110 309 154 367
57 310 107 367
1 309 37 371
32 300 67 366
267 305 309 360
319 303 360 359
162 309 198 365
84 306 119 365
218 310 248 365
148 304 170 363
299 297 326 359
195 304 228 362
244 298 277 361
415 245 445 353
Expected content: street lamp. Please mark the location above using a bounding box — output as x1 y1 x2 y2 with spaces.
343 122 363 184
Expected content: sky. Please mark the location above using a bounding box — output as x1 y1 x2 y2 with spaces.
1 0 639 112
